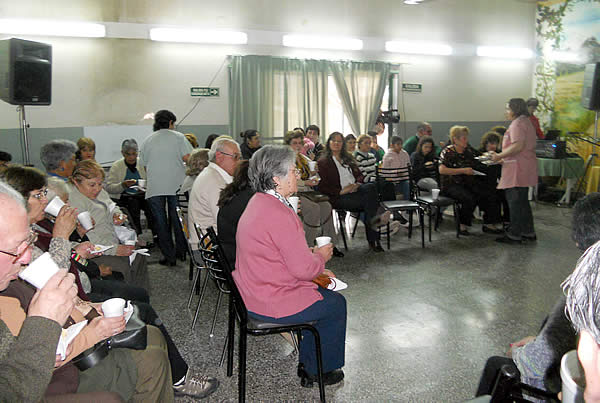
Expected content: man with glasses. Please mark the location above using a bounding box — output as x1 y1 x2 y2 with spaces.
0 180 78 401
140 110 193 266
189 137 241 241
403 121 441 156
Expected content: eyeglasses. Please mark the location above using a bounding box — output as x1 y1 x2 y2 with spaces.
0 229 37 262
30 188 49 200
220 151 242 161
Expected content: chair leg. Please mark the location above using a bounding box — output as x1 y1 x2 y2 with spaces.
311 328 326 403
209 291 224 337
350 213 360 238
188 259 193 281
187 265 202 309
428 207 433 242
420 210 425 248
337 212 348 251
191 269 211 331
387 222 390 250
407 210 413 238
227 295 235 377
454 203 460 238
238 329 247 403
290 331 299 354
220 332 228 367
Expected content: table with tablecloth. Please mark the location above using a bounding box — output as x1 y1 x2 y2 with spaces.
536 156 585 204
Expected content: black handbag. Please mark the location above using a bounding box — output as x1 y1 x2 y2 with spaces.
73 304 148 371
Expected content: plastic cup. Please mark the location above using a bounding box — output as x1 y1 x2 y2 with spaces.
560 350 585 403
137 179 146 188
432 189 440 200
77 211 94 230
308 161 317 171
101 298 126 318
18 252 60 289
289 196 299 213
315 236 332 248
44 196 66 217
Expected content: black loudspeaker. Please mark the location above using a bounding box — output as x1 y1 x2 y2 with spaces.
582 63 600 111
0 38 52 106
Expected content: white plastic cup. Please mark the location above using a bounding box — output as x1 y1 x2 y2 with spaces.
289 196 299 213
308 161 317 171
432 188 440 200
560 350 585 403
315 236 332 248
44 196 66 216
18 252 60 289
101 298 126 318
77 211 94 230
137 179 146 188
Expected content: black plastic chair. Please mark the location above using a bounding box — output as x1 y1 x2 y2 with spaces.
413 164 461 241
488 364 559 402
205 227 327 403
176 192 194 280
175 207 205 309
375 165 425 249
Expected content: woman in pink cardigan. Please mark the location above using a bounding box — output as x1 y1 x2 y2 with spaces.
233 145 346 387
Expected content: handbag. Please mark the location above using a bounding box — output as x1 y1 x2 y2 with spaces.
312 273 331 289
298 190 330 203
73 304 148 371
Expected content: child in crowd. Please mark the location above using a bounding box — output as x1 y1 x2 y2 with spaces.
382 136 411 200
354 134 378 183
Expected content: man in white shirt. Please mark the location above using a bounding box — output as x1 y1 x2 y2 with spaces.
189 138 241 243
140 110 193 266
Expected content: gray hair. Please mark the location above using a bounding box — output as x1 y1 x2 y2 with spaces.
417 122 431 133
563 240 600 344
186 148 210 176
248 145 296 193
208 137 239 162
46 176 69 202
40 139 77 171
121 139 139 153
0 179 25 209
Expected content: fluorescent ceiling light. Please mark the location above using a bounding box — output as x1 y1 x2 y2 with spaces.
404 1 421 4
0 19 105 38
282 34 363 50
476 46 534 59
150 28 247 44
385 40 452 55
547 50 583 63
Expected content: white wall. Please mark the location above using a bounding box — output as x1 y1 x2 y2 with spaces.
0 0 537 131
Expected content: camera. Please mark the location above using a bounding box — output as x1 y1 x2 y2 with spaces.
380 109 400 124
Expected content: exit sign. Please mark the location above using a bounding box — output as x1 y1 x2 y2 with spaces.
190 87 220 97
402 83 422 93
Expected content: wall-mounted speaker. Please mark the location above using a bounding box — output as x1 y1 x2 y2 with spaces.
0 38 52 106
582 62 600 111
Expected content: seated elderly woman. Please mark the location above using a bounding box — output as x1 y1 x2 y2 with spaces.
0 166 217 398
285 130 343 256
179 148 209 195
68 160 149 291
438 126 502 236
105 139 155 238
76 137 96 162
234 145 346 386
410 135 439 192
318 132 390 252
40 139 78 181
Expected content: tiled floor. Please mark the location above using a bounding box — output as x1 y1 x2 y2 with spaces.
146 201 581 402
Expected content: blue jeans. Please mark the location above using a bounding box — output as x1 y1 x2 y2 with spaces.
147 195 187 262
394 179 410 200
249 288 346 376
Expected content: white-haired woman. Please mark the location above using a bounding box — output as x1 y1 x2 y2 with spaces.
179 148 209 195
234 145 346 387
106 139 155 238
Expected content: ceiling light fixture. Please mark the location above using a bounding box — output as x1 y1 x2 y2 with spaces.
149 28 248 44
282 34 363 50
0 18 106 38
476 45 534 59
385 40 452 55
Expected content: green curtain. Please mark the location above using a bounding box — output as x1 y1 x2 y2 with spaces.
330 61 390 135
229 55 391 142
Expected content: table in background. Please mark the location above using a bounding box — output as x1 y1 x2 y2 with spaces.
537 156 584 204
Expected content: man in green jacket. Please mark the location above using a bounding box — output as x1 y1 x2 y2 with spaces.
0 180 78 401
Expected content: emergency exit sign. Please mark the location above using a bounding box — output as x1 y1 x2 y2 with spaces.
190 87 220 97
402 83 422 93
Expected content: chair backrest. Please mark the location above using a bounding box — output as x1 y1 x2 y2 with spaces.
175 206 204 268
176 191 190 215
195 225 229 293
206 227 248 325
375 164 416 199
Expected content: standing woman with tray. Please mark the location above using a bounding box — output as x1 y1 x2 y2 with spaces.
490 98 538 244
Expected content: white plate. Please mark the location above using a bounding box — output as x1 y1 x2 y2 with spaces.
327 277 348 291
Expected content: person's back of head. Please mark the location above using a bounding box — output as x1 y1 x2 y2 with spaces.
40 139 77 172
153 109 176 131
0 151 12 166
185 133 199 148
572 193 600 251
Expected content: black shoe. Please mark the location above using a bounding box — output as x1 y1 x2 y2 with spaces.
332 247 345 258
159 258 177 266
369 241 384 252
298 365 344 387
495 236 522 244
458 229 471 236
177 251 187 262
482 226 503 234
522 234 537 241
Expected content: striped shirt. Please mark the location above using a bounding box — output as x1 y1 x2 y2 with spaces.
354 150 377 182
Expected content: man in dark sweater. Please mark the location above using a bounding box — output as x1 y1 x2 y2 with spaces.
0 180 78 401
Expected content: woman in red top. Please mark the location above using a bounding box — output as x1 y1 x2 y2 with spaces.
527 98 545 139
